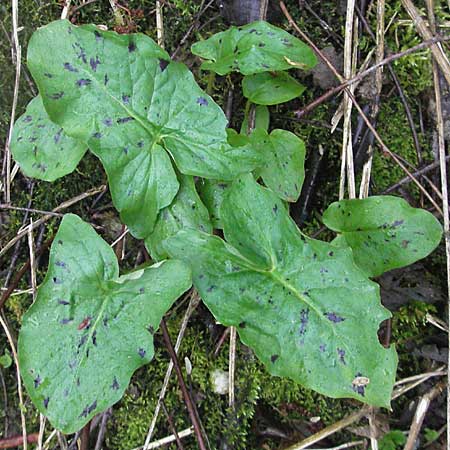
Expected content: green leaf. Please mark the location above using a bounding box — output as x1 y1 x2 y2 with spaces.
322 196 443 277
27 20 260 238
165 175 397 407
191 21 317 75
11 96 87 182
0 350 12 369
198 179 230 229
145 174 212 260
18 214 191 433
379 430 407 450
249 128 305 202
242 71 306 105
240 105 270 134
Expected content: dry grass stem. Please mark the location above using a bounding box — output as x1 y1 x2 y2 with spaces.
143 293 201 449
0 314 27 450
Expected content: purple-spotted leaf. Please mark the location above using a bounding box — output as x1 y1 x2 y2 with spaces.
198 178 230 229
249 128 305 202
165 175 397 407
191 21 317 75
27 20 260 238
11 96 87 181
145 174 212 261
18 214 191 433
242 71 306 105
323 196 443 277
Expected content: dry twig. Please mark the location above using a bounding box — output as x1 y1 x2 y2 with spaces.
0 185 106 258
2 0 21 204
143 293 201 449
160 319 207 450
403 380 446 450
0 314 27 450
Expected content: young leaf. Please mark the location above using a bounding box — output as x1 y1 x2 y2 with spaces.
242 71 306 105
198 179 230 229
27 20 260 238
191 21 317 75
250 128 306 202
11 96 87 182
145 174 212 260
322 196 443 277
18 214 191 433
165 175 397 408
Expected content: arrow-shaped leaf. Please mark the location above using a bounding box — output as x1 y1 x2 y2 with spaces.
27 20 260 238
18 214 191 433
11 96 87 182
191 21 317 75
323 196 443 277
165 175 397 407
250 128 306 202
242 71 306 105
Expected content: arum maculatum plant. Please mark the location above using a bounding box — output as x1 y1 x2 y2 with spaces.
12 19 443 433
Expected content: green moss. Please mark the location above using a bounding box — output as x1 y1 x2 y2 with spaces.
371 97 430 194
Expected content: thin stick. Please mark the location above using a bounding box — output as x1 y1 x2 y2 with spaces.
161 401 184 450
42 429 57 450
0 204 64 217
79 420 91 450
293 36 450 119
160 319 207 450
0 314 27 450
0 238 53 311
94 408 112 450
228 326 237 408
403 380 446 450
3 0 21 204
307 440 366 450
360 0 385 199
155 1 164 48
0 434 38 449
60 0 72 19
401 0 450 85
394 366 446 386
368 407 379 450
37 415 46 450
0 185 106 258
426 313 449 333
340 0 356 199
284 407 370 450
27 220 36 300
425 2 450 446
383 155 450 193
143 293 200 449
279 1 443 216
133 428 194 450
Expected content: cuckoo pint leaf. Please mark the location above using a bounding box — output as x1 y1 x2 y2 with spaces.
18 214 191 433
11 96 87 181
323 196 443 277
145 174 212 261
191 21 317 75
27 20 260 238
242 71 306 105
250 128 305 202
165 175 397 407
